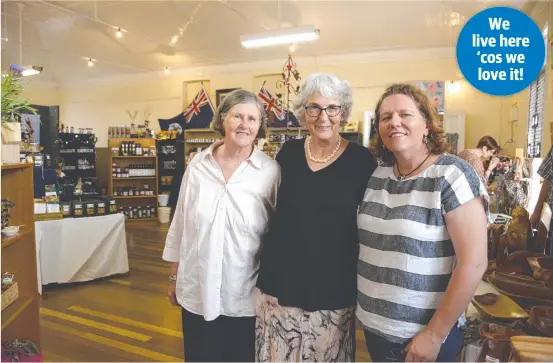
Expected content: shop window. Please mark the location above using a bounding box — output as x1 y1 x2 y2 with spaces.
526 71 546 158
526 24 548 158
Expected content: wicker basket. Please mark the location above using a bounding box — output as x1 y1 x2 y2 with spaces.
1 282 19 311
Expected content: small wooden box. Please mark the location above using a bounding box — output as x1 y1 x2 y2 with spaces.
1 282 19 311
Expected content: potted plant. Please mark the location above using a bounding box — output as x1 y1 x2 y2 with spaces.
1 68 37 143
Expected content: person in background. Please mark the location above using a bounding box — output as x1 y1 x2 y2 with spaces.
357 83 489 362
255 73 377 362
530 146 553 256
162 89 280 362
457 136 500 183
168 149 199 221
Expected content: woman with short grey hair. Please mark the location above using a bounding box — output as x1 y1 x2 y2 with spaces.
255 73 377 361
163 89 280 362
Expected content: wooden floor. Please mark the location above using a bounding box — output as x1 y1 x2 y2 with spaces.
39 221 371 362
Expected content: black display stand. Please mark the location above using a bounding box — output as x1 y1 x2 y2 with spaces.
58 133 98 201
156 139 184 194
340 132 362 145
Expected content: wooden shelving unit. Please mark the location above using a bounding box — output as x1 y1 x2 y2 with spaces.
108 138 159 221
263 127 309 159
184 128 222 159
1 163 41 349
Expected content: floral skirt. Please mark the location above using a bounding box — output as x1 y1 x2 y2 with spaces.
254 288 355 362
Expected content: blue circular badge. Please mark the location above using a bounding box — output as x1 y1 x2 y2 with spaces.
456 6 545 96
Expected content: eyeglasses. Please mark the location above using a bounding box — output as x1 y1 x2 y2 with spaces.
304 105 342 117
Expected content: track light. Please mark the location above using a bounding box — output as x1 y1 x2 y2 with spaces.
10 64 43 77
447 81 460 93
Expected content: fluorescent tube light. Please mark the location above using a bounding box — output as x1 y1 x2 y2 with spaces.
240 25 320 49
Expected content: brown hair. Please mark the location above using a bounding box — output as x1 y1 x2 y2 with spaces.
476 136 500 152
212 89 267 139
369 83 449 165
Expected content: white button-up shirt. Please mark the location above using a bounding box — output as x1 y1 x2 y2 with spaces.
162 141 280 321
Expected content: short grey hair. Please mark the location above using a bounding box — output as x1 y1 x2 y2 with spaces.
292 73 353 125
212 89 267 138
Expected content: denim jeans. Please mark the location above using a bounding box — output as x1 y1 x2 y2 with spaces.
363 324 463 362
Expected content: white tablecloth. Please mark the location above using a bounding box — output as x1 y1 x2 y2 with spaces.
36 213 129 291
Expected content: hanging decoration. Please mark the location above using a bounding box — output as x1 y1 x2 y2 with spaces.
273 53 301 128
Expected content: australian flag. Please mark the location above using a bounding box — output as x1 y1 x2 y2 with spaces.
258 86 284 120
258 86 300 128
158 88 215 140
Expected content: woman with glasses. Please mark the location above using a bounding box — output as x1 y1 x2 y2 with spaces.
457 136 501 184
163 89 280 362
255 73 377 362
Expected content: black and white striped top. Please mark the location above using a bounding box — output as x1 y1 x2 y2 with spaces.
356 153 489 343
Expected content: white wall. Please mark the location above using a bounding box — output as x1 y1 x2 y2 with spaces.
56 48 515 149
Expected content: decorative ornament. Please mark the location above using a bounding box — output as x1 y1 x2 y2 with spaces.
276 53 302 128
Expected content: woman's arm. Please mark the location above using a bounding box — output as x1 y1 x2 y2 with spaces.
427 196 488 337
405 196 488 362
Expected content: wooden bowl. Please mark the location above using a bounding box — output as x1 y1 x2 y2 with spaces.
530 306 553 337
479 322 526 341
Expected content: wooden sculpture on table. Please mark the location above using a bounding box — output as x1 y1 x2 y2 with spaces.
497 206 530 265
487 207 543 276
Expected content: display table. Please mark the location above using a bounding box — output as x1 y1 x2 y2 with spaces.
36 213 129 292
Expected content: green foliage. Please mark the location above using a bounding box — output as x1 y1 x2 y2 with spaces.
1 69 37 124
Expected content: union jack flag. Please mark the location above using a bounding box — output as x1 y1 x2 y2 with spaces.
184 87 214 123
258 86 284 120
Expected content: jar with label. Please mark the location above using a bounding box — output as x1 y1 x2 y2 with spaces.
61 202 72 217
72 202 84 217
85 202 96 216
97 202 106 215
109 199 117 213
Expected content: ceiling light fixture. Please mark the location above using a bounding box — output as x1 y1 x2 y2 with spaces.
116 28 123 38
10 64 43 77
164 67 170 75
87 58 94 67
240 25 320 49
289 44 296 53
447 81 460 93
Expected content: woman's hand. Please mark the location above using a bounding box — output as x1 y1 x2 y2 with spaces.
168 280 178 306
168 263 179 306
488 157 500 171
404 328 443 362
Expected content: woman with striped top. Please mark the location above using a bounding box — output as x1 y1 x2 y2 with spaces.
357 84 489 362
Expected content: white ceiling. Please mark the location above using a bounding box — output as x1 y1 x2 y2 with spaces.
1 0 528 86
